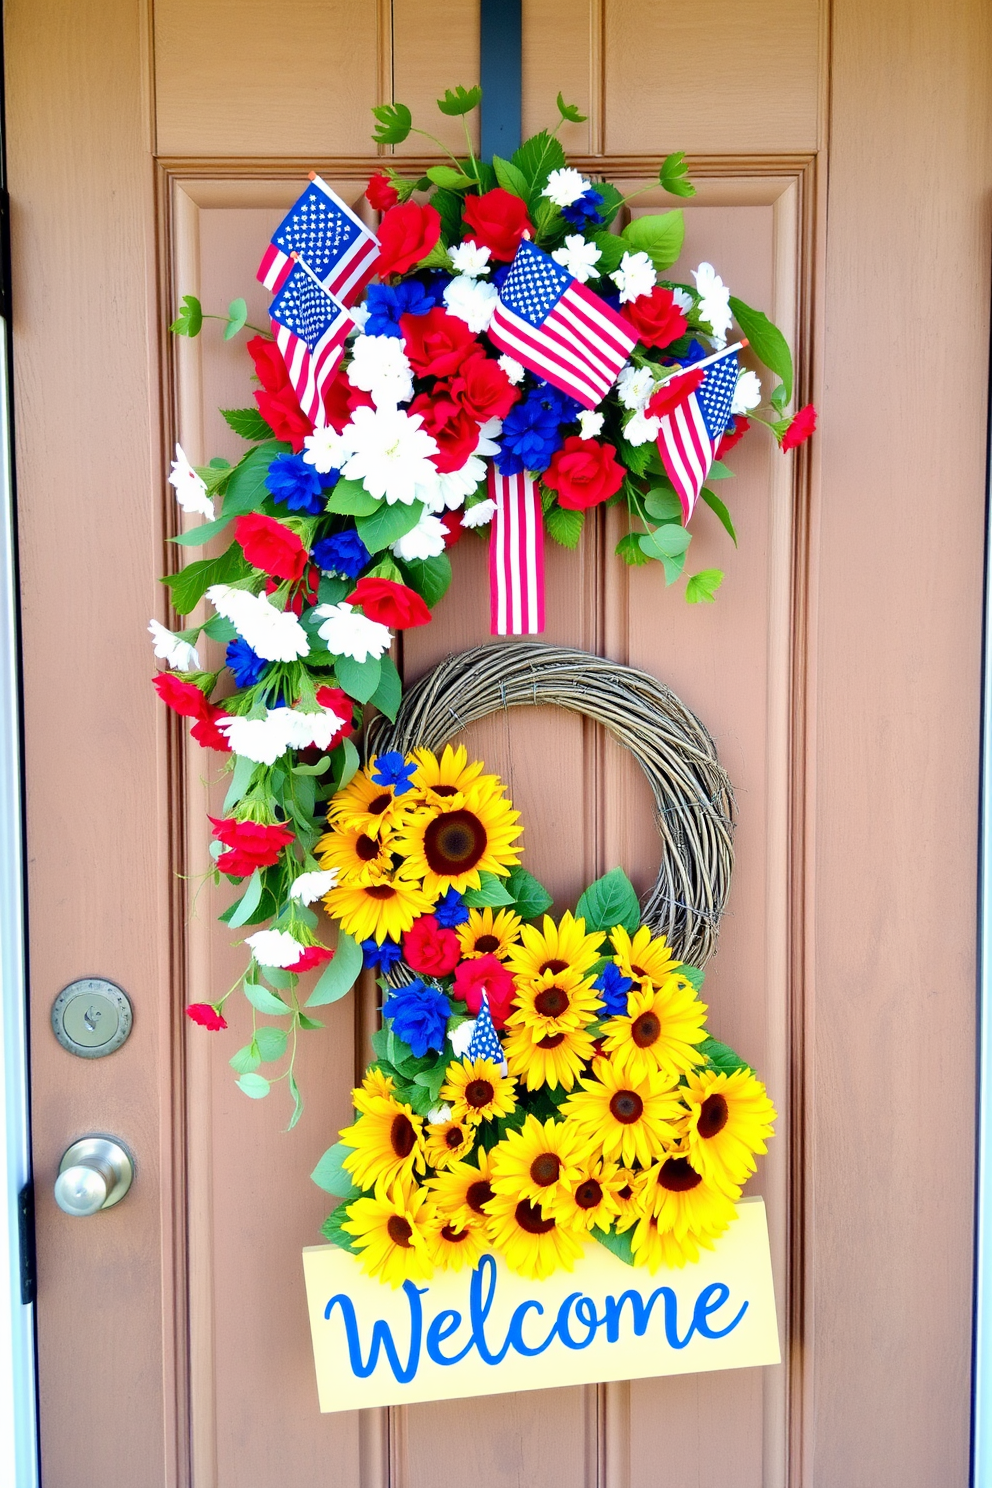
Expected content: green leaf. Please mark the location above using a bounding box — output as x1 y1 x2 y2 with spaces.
357 499 424 554
325 479 381 517
170 293 202 337
639 524 691 560
728 296 793 401
236 1072 270 1099
243 977 290 1016
203 612 238 642
372 101 412 145
222 753 257 813
643 486 683 522
769 381 789 415
462 870 515 908
575 867 640 934
545 505 584 549
168 514 232 547
437 84 482 116
588 231 626 275
227 868 264 928
556 92 588 123
221 407 274 442
161 542 251 615
416 240 455 272
426 164 472 189
400 553 452 607
697 1035 750 1075
367 556 404 584
678 964 705 992
616 435 654 477
511 129 567 199
254 1025 288 1063
334 736 361 792
229 1042 261 1075
369 654 401 721
706 459 733 481
593 1224 636 1266
659 547 688 586
306 930 363 1006
298 1013 324 1031
492 155 530 200
590 180 624 228
685 568 724 604
287 1071 304 1130
221 440 289 517
700 487 737 546
615 532 651 567
335 652 382 704
260 965 293 990
430 187 466 244
659 150 696 199
223 297 248 340
321 1202 360 1251
621 210 685 272
506 866 553 921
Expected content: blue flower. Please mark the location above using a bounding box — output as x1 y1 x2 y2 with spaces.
491 264 512 291
594 962 633 1017
433 888 469 928
364 280 435 338
531 381 583 424
312 529 371 578
496 394 563 475
381 979 451 1058
372 750 417 796
666 337 708 367
225 637 267 687
265 453 326 514
362 938 403 972
561 187 605 229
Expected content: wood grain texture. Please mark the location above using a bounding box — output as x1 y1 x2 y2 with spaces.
392 0 481 155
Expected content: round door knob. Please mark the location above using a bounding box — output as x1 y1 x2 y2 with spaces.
54 1137 133 1216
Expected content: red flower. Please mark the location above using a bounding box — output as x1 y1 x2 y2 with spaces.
322 369 374 432
315 685 356 740
185 1003 227 1031
446 352 521 422
408 390 480 473
440 509 464 548
542 436 625 512
375 202 441 278
400 307 478 379
404 915 462 977
247 334 289 394
646 367 705 421
153 672 207 718
236 513 309 583
255 386 313 452
289 945 334 973
781 403 817 452
717 416 750 457
453 955 515 1029
209 817 295 875
189 703 232 753
623 286 688 350
347 576 431 629
461 189 532 262
365 173 399 211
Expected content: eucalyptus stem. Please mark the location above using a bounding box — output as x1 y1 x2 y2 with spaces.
199 312 271 337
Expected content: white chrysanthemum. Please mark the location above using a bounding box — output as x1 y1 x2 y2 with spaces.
610 250 656 303
498 355 525 385
315 601 392 662
347 303 371 334
427 1103 453 1125
731 369 762 415
542 167 589 208
218 711 294 766
346 334 414 407
443 275 499 333
551 234 602 283
449 241 491 278
302 424 346 474
148 618 200 672
205 585 310 663
392 510 448 562
168 444 214 520
616 365 655 411
577 410 605 440
672 287 693 313
289 869 339 905
449 1019 477 1057
461 498 497 529
268 703 349 752
245 928 307 970
692 262 732 347
337 405 440 506
623 409 662 446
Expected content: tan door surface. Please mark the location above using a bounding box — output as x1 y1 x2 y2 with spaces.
6 2 990 1485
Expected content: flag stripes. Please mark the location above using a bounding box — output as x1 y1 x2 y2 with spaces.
488 468 544 636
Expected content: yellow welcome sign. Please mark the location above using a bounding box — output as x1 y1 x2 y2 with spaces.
303 1196 779 1412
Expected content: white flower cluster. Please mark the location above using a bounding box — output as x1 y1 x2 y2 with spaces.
206 584 310 663
692 262 733 347
610 251 656 304
551 234 602 283
314 601 392 662
289 868 338 905
616 364 662 446
245 928 307 970
168 444 214 521
219 698 348 766
148 618 200 672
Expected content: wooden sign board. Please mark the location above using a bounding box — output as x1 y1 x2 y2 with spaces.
302 1196 779 1412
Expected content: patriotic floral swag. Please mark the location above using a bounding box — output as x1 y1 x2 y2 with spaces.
155 87 812 1122
310 744 776 1284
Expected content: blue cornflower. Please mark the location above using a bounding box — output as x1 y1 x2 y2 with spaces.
381 979 452 1059
312 529 371 578
225 637 267 687
666 337 708 367
433 888 469 928
265 453 326 514
361 938 403 973
496 394 563 475
530 381 583 424
594 962 633 1017
372 750 417 796
561 187 605 229
364 280 435 338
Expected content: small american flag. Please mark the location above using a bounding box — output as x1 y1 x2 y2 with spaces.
655 346 741 521
467 992 506 1072
268 263 350 427
257 175 379 307
489 241 637 411
488 468 545 636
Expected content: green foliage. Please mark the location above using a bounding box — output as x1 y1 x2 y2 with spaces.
706 459 733 481
769 381 789 415
400 552 452 607
221 440 290 517
426 164 473 190
430 187 466 246
697 1035 751 1075
616 435 654 478
505 866 554 921
226 868 263 928
643 485 683 522
463 870 515 908
221 407 274 442
511 130 567 203
254 1025 288 1063
325 479 381 517
437 84 482 116
203 610 238 639
369 654 402 721
728 296 793 401
556 92 588 124
243 978 291 1016
312 1142 362 1198
492 155 530 199
305 930 363 1007
587 230 626 275
335 652 382 704
223 297 248 340
168 514 232 548
230 1042 261 1075
685 568 724 604
678 963 705 992
372 101 412 145
287 1071 304 1130
356 499 424 554
591 181 624 228
593 1224 636 1266
170 294 202 337
621 210 685 271
545 504 584 549
161 542 251 615
638 523 691 568
575 867 640 934
416 241 455 271
660 151 696 198
236 1072 270 1099
615 532 651 566
321 1203 360 1252
700 487 737 546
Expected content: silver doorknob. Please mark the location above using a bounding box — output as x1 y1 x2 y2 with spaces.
54 1136 133 1216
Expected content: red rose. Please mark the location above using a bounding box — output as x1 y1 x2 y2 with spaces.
236 513 309 582
315 685 356 740
322 369 374 432
289 945 334 973
404 915 462 976
400 307 478 378
347 576 431 628
446 352 521 422
365 173 399 211
717 416 750 457
185 1003 227 1031
453 954 515 1029
247 334 289 394
461 189 532 262
542 436 625 511
781 403 817 452
153 672 207 718
623 286 688 350
189 703 232 753
255 386 313 452
440 509 464 548
645 367 705 421
408 391 480 473
209 817 294 875
375 202 441 278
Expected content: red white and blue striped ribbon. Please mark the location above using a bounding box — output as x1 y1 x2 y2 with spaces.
488 468 545 636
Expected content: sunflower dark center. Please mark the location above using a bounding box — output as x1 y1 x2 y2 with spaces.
537 1032 566 1049
424 810 487 874
618 1184 633 1201
631 1011 661 1048
515 1199 557 1235
440 1223 470 1242
444 1126 464 1149
390 1114 416 1158
475 934 500 953
534 984 570 1017
356 834 380 861
660 1157 703 1192
466 1180 494 1214
630 964 649 979
530 1153 562 1187
365 884 397 900
369 793 393 815
465 1079 495 1108
433 784 458 797
697 1093 729 1139
575 1179 603 1210
609 1090 644 1124
540 958 569 974
387 1215 413 1247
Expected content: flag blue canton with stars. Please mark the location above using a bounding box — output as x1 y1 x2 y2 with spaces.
269 263 346 350
270 183 364 283
694 349 740 438
467 992 506 1070
498 240 573 326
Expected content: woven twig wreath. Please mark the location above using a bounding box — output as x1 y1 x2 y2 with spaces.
365 644 735 969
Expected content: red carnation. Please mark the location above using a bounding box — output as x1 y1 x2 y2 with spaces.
289 945 335 973
400 307 478 379
185 1003 228 1031
315 685 356 740
646 367 705 421
153 672 208 718
781 403 817 452
209 817 295 874
322 369 374 432
347 576 431 629
376 202 441 278
542 436 625 512
461 189 532 263
440 509 464 548
404 915 462 977
190 702 232 753
365 173 399 212
408 390 481 473
446 352 521 422
453 954 515 1029
623 286 688 350
717 416 750 457
255 386 314 452
236 513 309 583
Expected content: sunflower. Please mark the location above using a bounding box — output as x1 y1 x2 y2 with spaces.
359 1067 395 1101
503 1021 596 1092
457 905 523 960
638 1154 739 1241
407 743 489 807
600 977 708 1084
424 1212 490 1272
548 1154 625 1233
426 1149 495 1230
507 965 601 1039
560 1056 683 1168
485 1191 586 1280
612 1167 645 1233
678 1067 777 1196
506 910 605 983
322 873 434 944
327 765 412 839
441 1057 518 1125
424 1116 476 1170
341 1177 435 1287
316 821 396 885
489 1114 588 1210
392 782 522 897
339 1086 426 1190
629 1210 716 1272
609 923 681 991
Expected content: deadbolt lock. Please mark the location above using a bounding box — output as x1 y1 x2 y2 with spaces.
51 978 132 1058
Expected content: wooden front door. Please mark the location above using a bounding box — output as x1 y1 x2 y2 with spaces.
7 2 989 1484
